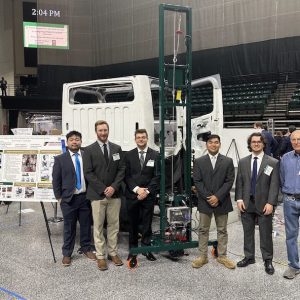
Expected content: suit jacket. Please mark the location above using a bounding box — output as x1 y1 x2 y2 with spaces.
193 153 235 214
83 141 125 200
262 130 278 156
52 150 83 202
124 147 159 199
235 153 279 213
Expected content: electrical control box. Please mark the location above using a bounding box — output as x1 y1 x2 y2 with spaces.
167 207 191 224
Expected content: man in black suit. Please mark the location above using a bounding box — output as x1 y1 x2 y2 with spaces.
52 131 96 266
236 132 279 275
124 129 159 267
192 134 236 269
83 120 125 271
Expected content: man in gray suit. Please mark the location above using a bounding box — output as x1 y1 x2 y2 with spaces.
83 120 125 271
236 132 279 275
192 134 236 269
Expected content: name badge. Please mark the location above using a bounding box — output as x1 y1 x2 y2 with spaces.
146 160 155 167
264 165 273 176
112 153 120 161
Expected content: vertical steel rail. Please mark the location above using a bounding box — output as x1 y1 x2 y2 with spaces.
159 4 192 240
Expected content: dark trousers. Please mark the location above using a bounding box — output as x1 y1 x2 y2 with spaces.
60 193 92 257
241 204 273 261
127 196 155 249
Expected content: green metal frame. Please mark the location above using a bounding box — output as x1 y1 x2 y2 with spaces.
130 3 201 256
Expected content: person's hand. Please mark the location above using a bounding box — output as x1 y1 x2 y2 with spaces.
137 188 148 200
237 201 245 212
263 203 273 215
207 195 219 207
104 186 115 198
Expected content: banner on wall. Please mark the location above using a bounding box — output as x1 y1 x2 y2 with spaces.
0 135 63 202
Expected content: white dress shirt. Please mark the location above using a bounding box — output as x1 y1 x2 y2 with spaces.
208 153 219 169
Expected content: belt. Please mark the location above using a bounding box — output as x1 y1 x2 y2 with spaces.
286 193 300 199
74 192 86 196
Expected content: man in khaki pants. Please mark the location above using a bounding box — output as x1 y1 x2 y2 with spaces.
83 120 125 271
192 134 236 269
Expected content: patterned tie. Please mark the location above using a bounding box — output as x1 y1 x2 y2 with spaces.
74 153 81 190
140 150 145 168
103 143 109 165
250 157 258 196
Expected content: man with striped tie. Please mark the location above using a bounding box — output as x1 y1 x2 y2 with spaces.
52 131 96 266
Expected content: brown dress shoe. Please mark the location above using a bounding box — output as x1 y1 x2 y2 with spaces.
97 259 108 271
83 251 97 261
108 255 123 266
62 256 71 267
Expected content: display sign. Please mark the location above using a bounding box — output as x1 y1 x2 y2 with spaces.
0 135 63 202
23 22 69 49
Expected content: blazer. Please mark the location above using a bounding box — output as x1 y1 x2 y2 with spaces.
193 153 235 214
83 141 125 200
235 153 279 213
52 150 82 203
124 147 159 200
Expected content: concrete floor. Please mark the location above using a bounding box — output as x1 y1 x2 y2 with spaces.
0 200 299 300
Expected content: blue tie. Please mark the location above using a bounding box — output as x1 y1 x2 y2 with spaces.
250 157 258 197
74 153 81 190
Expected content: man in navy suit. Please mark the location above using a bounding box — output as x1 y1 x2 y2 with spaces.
52 131 96 266
83 120 125 271
125 129 159 266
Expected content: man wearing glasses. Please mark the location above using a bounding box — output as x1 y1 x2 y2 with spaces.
235 132 279 275
280 130 300 279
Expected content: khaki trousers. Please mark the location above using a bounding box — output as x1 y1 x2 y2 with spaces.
198 212 228 257
91 197 121 259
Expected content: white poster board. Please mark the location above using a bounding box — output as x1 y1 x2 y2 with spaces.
0 135 63 202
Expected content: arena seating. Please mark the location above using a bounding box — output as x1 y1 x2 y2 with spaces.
288 84 300 111
191 81 277 117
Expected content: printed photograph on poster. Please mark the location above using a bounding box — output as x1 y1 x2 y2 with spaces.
14 186 25 198
25 187 35 198
39 154 55 182
22 154 37 172
22 172 35 183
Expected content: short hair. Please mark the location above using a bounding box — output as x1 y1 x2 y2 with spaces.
254 122 263 129
247 132 266 152
289 125 296 133
206 134 220 143
66 130 82 140
135 129 148 138
95 120 109 132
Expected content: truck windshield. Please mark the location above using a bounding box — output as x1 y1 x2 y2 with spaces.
69 82 134 105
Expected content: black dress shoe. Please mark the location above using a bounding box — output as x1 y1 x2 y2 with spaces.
237 257 256 268
142 252 157 261
264 260 275 275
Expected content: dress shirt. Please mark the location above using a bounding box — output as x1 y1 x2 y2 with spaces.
69 149 86 194
97 140 110 157
133 147 149 194
208 153 219 169
280 151 300 194
251 151 264 175
237 151 264 202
